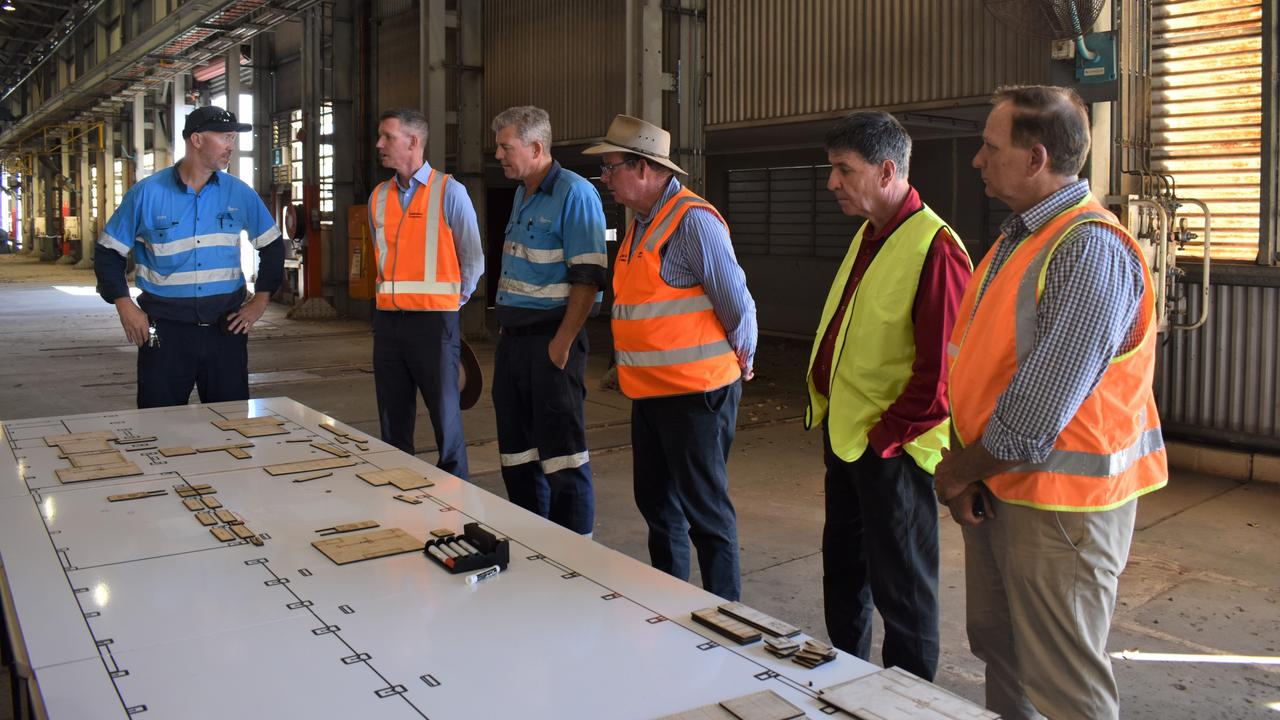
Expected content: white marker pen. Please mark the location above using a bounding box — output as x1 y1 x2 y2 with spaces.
465 565 501 585
457 539 481 555
426 544 454 568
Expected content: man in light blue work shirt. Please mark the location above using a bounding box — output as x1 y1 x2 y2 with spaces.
95 105 282 408
490 105 607 535
368 108 483 479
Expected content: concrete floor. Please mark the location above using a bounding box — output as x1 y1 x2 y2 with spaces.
1 252 1278 719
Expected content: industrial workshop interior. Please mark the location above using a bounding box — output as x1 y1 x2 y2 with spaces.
0 0 1277 718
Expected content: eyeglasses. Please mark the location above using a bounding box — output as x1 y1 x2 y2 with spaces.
599 158 639 175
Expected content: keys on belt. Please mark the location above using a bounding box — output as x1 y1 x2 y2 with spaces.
146 321 161 348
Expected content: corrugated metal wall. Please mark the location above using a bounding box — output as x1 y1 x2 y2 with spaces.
1151 0 1263 261
1156 280 1280 447
706 0 1050 128
483 0 625 145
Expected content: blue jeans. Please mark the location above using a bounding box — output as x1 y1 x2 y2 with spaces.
373 310 468 480
632 381 742 601
822 431 940 680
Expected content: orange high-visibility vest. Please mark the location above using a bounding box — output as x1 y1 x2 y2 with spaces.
369 170 462 311
948 195 1168 511
612 188 741 399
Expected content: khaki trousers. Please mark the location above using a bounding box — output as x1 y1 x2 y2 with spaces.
962 497 1137 720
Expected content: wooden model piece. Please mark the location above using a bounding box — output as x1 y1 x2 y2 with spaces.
319 422 368 444
357 467 433 490
55 460 143 484
263 457 358 476
158 447 198 457
312 528 422 565
691 607 761 645
194 511 217 526
196 443 254 453
791 639 837 669
194 443 254 460
213 416 289 437
315 520 380 536
44 431 115 446
201 496 223 509
719 690 806 720
231 525 256 539
290 471 333 483
429 528 455 538
718 602 801 638
182 498 204 512
658 705 735 720
819 666 999 719
214 509 241 525
45 432 116 457
355 442 370 451
112 436 157 444
311 442 352 458
393 494 424 505
67 450 128 468
54 438 113 455
763 636 800 658
106 489 167 503
210 526 236 542
660 690 804 720
174 484 216 497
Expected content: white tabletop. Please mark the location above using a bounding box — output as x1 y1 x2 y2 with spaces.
1 397 879 718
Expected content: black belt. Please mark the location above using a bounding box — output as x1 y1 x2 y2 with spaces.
499 319 562 337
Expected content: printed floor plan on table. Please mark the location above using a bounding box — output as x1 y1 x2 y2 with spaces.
0 397 993 719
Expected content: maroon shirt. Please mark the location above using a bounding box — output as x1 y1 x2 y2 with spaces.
811 187 971 458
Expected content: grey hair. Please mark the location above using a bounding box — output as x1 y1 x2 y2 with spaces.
491 106 552 148
379 108 429 142
823 111 912 179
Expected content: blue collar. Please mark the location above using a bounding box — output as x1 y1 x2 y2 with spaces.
535 160 562 196
398 161 435 192
171 162 221 191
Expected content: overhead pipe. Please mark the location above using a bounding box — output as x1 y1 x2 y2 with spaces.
0 0 108 105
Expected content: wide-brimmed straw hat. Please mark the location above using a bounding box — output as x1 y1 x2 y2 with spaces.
583 114 686 175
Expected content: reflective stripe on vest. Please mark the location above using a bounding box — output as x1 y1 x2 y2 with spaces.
371 172 461 310
611 187 741 399
804 204 970 474
948 197 1168 510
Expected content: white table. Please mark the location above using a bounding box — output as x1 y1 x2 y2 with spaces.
0 398 879 718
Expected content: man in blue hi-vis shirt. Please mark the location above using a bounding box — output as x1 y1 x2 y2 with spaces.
490 105 608 536
95 106 283 408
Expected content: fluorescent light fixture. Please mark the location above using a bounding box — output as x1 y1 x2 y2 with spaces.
1 2 16 12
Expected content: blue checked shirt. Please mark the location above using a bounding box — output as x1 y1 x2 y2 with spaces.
632 177 758 371
977 180 1146 464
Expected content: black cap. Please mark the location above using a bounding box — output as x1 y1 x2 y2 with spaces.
182 106 252 139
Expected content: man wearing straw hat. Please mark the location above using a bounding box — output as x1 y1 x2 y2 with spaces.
585 114 757 600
